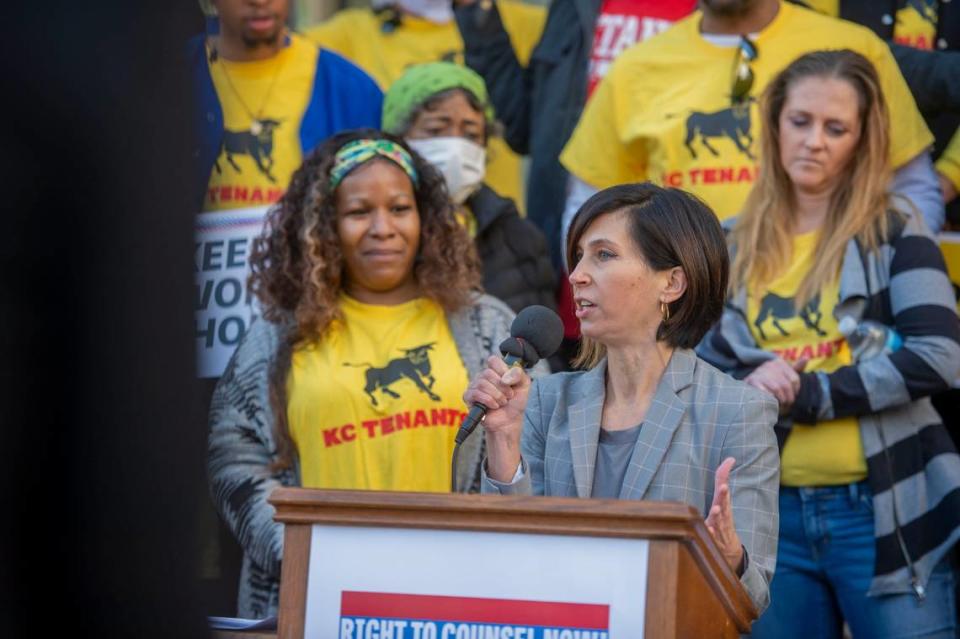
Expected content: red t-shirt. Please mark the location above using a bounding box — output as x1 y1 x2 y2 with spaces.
586 0 697 96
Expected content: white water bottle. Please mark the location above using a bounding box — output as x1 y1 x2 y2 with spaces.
838 316 903 362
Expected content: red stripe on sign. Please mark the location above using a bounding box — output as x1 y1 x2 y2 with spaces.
340 591 609 629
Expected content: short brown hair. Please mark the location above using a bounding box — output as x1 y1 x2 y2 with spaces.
566 183 729 367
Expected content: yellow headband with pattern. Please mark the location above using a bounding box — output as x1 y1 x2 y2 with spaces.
329 139 419 190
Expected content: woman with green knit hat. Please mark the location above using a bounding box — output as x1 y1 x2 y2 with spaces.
384 62 558 319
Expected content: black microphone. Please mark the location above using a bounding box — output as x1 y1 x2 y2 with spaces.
455 305 564 445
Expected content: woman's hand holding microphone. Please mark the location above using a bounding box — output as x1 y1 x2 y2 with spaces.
462 355 532 483
460 306 562 482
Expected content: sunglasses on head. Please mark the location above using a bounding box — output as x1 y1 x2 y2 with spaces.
731 36 757 104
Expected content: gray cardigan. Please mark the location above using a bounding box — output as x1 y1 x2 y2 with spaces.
483 349 781 614
207 293 545 618
698 208 960 596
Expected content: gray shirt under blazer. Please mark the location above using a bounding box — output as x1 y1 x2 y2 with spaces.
482 348 780 613
592 424 643 499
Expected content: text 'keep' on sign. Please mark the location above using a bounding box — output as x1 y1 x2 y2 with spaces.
195 206 269 378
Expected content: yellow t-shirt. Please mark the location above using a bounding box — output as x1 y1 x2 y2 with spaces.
560 2 933 221
800 0 838 15
746 231 867 486
204 34 318 212
304 4 547 214
287 295 470 492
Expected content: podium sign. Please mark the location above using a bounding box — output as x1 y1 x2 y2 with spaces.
307 525 647 638
270 490 757 639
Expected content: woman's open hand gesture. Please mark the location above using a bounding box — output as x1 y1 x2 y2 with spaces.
705 457 745 575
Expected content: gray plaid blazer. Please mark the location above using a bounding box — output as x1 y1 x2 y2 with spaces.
483 348 780 613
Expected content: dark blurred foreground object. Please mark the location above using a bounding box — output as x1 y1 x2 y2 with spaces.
1 2 208 638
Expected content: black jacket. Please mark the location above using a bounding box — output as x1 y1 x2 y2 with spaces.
456 0 599 269
822 0 959 224
469 184 557 314
794 0 960 118
838 0 958 47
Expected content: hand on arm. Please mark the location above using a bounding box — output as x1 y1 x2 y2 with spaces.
792 224 960 422
463 355 532 482
744 358 807 415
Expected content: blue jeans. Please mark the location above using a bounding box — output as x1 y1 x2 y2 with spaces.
751 481 956 639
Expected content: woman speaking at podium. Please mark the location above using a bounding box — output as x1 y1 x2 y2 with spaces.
464 183 779 613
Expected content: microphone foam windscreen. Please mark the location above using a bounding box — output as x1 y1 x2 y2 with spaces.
510 305 564 359
499 336 540 365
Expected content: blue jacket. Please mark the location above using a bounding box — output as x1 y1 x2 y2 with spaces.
189 35 383 207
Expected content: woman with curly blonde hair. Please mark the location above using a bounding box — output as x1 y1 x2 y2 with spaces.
207 128 538 618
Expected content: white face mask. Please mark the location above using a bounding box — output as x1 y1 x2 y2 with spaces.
408 137 486 204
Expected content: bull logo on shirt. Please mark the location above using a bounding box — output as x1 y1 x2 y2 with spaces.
344 343 440 407
755 291 827 341
214 118 282 183
683 99 756 160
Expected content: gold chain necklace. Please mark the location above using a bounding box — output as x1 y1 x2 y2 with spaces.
209 35 288 135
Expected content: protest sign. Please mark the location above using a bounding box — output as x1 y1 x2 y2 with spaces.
304 526 647 637
195 206 269 378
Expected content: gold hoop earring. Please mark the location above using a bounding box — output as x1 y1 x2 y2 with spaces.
660 300 671 321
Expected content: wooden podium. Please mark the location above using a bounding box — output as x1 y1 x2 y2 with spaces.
270 488 758 638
